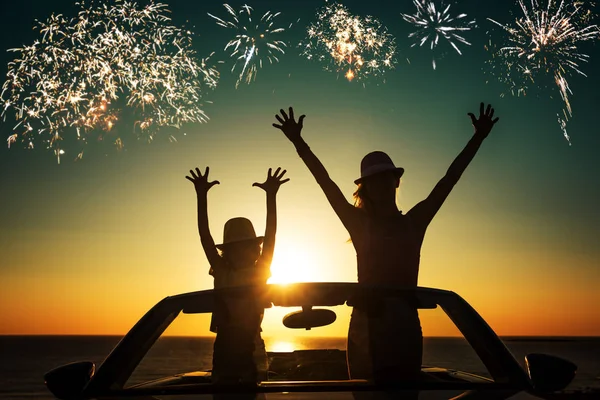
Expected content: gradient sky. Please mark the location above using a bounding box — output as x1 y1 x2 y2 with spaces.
0 0 599 339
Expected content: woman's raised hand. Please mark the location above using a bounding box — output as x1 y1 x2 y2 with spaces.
273 107 305 143
468 103 500 138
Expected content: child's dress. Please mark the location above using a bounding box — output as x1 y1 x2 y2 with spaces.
210 258 270 383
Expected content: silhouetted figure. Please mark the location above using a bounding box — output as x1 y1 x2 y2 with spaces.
186 167 289 394
272 103 499 398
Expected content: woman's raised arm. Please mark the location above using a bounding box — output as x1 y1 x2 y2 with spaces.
273 107 359 234
408 103 500 229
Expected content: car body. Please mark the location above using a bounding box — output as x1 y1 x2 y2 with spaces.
45 283 588 399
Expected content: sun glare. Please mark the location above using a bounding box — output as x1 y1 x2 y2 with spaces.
268 241 322 284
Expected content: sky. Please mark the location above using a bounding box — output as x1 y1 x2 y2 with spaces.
0 0 599 339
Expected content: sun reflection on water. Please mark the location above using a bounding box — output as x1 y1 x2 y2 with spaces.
268 340 295 353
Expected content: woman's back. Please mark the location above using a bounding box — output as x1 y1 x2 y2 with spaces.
353 210 424 287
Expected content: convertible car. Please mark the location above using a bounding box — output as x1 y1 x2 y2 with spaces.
44 283 591 399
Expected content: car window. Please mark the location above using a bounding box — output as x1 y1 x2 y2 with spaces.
420 307 492 379
125 312 213 387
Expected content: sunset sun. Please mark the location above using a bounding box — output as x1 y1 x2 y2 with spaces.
268 240 322 284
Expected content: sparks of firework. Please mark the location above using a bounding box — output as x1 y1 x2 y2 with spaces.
557 113 572 144
1 0 219 162
486 0 600 142
299 2 397 83
209 4 289 88
401 0 476 70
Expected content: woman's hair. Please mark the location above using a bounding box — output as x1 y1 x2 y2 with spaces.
352 177 402 214
349 178 402 243
352 183 373 214
348 184 371 243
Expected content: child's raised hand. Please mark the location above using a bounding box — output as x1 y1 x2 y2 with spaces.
186 167 220 194
253 167 289 194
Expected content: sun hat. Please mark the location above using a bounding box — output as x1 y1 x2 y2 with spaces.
354 151 404 185
215 217 264 249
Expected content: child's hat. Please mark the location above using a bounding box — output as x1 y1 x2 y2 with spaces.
216 217 264 249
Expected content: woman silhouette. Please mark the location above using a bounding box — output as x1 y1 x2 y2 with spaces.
272 103 499 387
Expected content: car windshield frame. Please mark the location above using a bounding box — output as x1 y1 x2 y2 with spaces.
83 283 531 397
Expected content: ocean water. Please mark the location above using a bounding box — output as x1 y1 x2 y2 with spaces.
0 336 598 399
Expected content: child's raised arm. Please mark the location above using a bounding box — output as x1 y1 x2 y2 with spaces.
253 167 289 268
186 167 223 273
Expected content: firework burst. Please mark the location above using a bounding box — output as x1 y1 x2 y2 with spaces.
299 2 397 84
1 0 218 162
209 4 289 88
401 0 476 70
486 0 600 143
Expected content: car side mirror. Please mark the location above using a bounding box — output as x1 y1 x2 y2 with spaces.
283 306 336 330
44 361 95 400
525 353 577 393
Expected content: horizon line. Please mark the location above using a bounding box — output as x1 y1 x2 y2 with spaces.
1 334 599 338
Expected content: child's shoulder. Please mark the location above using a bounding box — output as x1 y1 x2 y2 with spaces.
209 256 227 276
256 254 272 268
